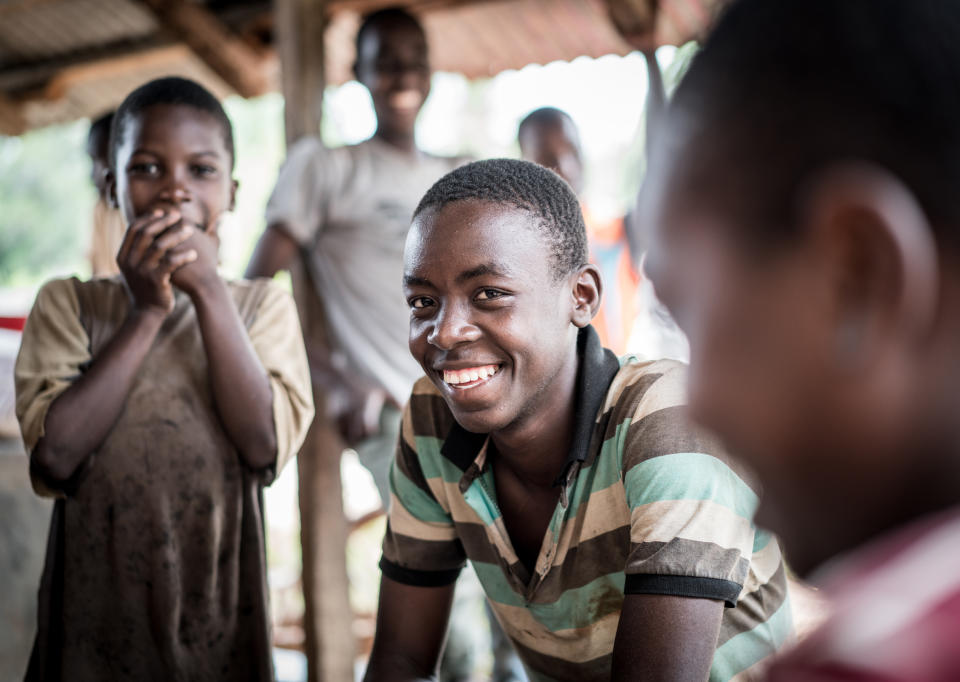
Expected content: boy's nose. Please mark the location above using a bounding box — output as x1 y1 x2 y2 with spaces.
427 304 480 350
159 180 191 205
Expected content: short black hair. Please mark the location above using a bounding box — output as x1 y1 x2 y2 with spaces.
87 110 114 157
518 107 575 140
109 77 235 171
414 158 588 277
671 0 960 250
356 7 425 55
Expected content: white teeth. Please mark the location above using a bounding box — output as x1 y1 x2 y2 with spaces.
442 364 499 386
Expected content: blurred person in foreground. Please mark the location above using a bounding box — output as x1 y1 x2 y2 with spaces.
86 111 124 277
637 0 960 679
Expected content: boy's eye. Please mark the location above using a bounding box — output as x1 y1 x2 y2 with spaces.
410 296 434 310
475 289 505 301
191 164 219 178
129 162 159 175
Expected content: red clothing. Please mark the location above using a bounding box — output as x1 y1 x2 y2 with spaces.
767 509 960 682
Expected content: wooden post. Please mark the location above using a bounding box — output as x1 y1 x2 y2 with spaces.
274 1 356 681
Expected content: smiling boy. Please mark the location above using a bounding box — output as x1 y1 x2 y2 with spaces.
637 1 960 679
247 7 465 500
364 159 792 682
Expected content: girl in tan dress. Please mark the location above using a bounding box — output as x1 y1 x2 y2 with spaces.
15 77 314 682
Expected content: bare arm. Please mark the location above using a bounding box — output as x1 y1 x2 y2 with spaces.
33 210 196 484
177 227 277 471
611 594 724 682
245 222 301 280
246 221 389 444
363 576 457 682
624 50 669 263
643 49 666 157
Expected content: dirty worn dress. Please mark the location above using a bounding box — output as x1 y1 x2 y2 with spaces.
14 277 314 682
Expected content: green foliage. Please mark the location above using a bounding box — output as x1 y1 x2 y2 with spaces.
0 120 94 288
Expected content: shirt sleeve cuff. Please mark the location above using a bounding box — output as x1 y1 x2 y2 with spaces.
379 557 462 587
624 574 742 608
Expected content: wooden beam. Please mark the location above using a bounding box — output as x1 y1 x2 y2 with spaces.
140 0 274 98
0 93 28 136
0 39 175 95
41 44 194 101
275 2 356 682
276 0 326 143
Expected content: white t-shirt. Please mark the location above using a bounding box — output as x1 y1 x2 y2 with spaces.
265 136 466 405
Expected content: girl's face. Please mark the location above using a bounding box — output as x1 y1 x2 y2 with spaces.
112 103 236 230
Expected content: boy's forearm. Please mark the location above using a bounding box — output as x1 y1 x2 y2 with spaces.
244 223 300 280
190 276 277 471
33 307 164 484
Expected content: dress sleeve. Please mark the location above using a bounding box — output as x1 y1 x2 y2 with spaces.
263 136 333 246
246 280 315 484
379 398 465 587
14 278 91 497
620 363 759 607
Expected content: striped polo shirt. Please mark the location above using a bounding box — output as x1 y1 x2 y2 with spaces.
380 327 793 681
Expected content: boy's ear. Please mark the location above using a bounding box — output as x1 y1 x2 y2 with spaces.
570 264 602 328
229 178 238 213
799 162 939 368
106 170 119 209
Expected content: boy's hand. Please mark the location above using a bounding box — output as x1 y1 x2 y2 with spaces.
170 217 222 298
117 208 198 316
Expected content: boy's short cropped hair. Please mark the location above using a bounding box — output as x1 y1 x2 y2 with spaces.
671 0 960 250
356 6 425 51
414 158 588 278
109 76 235 171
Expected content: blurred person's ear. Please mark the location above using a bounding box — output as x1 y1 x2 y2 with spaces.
799 162 939 371
106 170 119 210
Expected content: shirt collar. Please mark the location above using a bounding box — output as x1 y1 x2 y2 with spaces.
440 325 621 485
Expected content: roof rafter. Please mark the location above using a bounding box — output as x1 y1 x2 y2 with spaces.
137 0 275 98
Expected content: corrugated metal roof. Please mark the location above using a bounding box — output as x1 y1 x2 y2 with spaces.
0 0 158 65
0 0 722 134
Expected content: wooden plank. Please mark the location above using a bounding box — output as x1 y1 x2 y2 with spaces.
275 1 356 681
40 44 191 100
0 91 28 136
139 0 274 98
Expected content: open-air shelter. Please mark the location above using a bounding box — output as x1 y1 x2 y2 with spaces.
0 1 723 679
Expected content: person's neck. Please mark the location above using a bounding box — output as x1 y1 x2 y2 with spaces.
490 344 581 489
374 126 418 155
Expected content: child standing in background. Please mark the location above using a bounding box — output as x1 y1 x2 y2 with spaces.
15 77 314 682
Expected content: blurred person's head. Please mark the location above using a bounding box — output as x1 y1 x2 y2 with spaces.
87 110 115 201
640 0 960 575
518 107 584 195
354 7 430 147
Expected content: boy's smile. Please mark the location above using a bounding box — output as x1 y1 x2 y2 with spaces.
404 200 583 436
355 19 431 143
